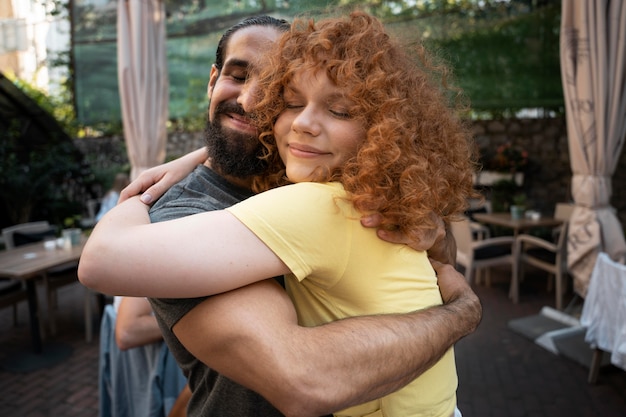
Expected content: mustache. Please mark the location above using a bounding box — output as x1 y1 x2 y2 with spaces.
214 102 246 118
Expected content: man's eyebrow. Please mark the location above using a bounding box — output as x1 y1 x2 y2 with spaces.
222 58 249 69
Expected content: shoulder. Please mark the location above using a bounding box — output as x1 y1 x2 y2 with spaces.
232 182 349 217
253 182 345 205
228 182 353 232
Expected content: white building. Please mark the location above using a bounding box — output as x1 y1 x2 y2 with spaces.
0 0 69 93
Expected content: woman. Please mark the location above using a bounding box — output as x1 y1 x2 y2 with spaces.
96 172 130 221
80 11 477 417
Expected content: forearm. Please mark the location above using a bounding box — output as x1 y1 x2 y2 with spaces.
282 297 478 415
79 197 154 294
176 278 480 417
80 201 288 297
115 315 163 350
115 297 163 350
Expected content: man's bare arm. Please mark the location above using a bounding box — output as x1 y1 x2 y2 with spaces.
174 262 481 417
115 297 164 350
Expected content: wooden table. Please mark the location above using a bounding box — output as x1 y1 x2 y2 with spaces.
0 239 85 353
473 212 563 237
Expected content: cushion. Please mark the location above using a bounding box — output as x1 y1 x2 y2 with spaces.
12 227 58 247
0 279 23 296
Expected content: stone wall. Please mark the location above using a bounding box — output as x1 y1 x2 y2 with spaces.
471 117 626 228
74 116 626 227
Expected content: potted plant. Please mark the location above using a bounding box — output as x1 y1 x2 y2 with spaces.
62 215 83 247
510 193 527 220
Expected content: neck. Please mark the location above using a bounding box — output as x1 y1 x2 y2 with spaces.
203 160 254 190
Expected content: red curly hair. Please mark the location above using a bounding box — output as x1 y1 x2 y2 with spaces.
251 11 478 240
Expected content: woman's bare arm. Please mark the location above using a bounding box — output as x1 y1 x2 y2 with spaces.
78 196 289 298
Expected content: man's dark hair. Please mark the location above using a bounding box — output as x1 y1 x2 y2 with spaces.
214 15 290 70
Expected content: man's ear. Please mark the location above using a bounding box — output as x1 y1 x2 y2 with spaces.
207 64 219 99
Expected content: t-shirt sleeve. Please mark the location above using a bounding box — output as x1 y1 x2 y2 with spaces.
226 183 352 288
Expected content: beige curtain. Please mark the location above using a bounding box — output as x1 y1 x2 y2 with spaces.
560 0 626 296
117 0 168 180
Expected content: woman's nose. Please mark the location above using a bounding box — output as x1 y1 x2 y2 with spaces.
291 106 321 136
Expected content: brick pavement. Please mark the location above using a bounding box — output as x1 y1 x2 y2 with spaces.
455 270 626 417
0 283 99 416
0 271 625 416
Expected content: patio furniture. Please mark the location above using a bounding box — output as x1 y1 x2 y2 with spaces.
581 252 626 384
2 221 82 337
450 216 515 287
0 224 96 346
511 203 575 310
473 211 564 238
0 277 29 326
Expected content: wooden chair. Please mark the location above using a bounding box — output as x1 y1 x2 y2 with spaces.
512 203 575 310
450 216 515 287
2 221 53 249
2 222 54 326
0 278 29 326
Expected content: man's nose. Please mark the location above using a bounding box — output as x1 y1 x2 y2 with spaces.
237 78 259 112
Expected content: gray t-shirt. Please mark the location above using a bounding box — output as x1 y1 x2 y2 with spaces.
148 165 283 417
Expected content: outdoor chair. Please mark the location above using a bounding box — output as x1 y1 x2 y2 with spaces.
2 221 58 330
465 205 492 241
0 278 29 326
511 203 575 310
450 216 515 288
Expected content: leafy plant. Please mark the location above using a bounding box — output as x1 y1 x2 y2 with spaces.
512 193 527 207
486 143 529 173
0 77 97 229
490 179 519 212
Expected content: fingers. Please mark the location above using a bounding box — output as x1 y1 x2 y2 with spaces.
118 148 207 205
360 213 383 228
376 229 411 245
118 180 147 203
362 212 446 253
119 173 165 204
427 228 456 264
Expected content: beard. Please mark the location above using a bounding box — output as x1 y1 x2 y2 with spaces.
204 102 267 178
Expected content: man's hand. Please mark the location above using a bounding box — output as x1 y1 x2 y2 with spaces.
425 224 456 264
430 259 482 335
119 148 208 204
360 213 455 264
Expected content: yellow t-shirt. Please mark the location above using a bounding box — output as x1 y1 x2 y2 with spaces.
227 182 457 417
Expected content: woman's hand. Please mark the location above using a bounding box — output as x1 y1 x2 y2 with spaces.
119 148 208 204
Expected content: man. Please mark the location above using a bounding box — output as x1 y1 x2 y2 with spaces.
123 15 481 417
98 296 186 417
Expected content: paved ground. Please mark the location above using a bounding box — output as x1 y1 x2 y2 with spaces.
0 269 625 416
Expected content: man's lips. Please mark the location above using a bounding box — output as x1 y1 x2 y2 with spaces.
223 113 256 132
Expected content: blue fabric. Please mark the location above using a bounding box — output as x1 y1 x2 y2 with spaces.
99 305 187 417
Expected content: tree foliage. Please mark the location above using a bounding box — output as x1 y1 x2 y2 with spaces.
53 0 563 127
